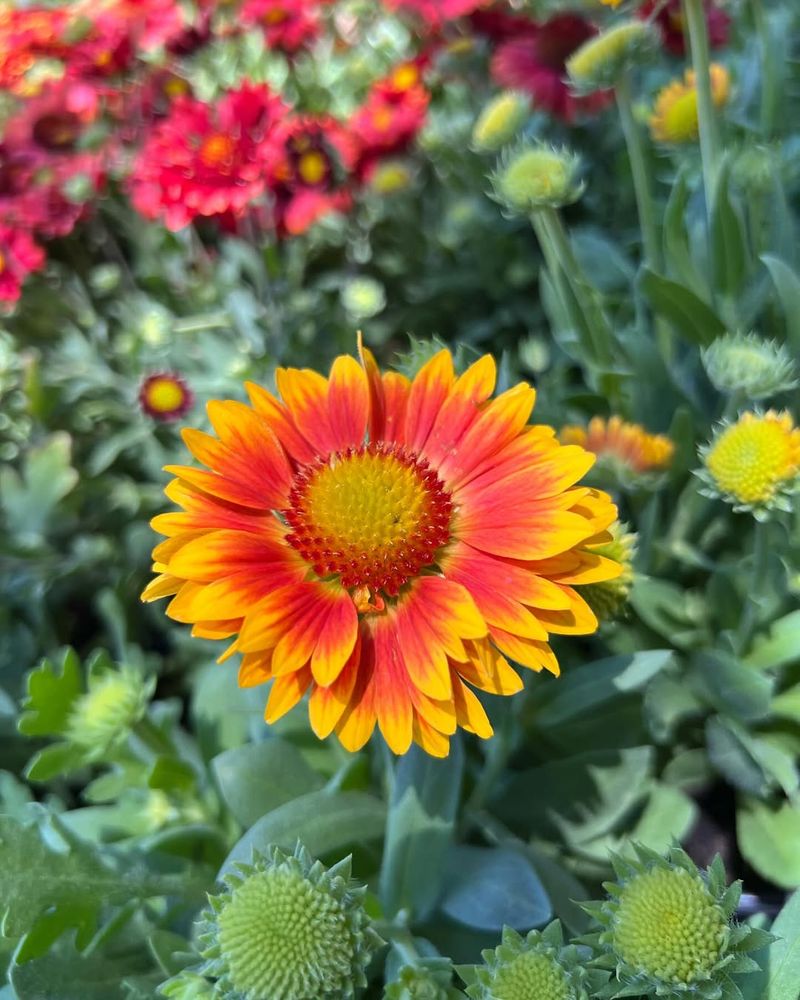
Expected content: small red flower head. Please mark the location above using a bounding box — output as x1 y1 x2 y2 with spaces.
349 71 430 179
139 373 194 422
240 0 322 54
268 115 356 235
129 82 287 231
0 224 45 304
491 13 612 122
639 0 730 56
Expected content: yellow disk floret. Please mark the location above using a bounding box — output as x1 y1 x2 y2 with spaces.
613 867 727 984
650 64 730 144
704 410 800 507
490 951 572 1000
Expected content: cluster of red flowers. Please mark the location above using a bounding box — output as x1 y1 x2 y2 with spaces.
0 0 730 304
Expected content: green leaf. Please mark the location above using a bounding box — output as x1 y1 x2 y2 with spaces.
10 936 152 1000
639 269 725 347
663 168 708 297
762 255 800 351
0 433 78 542
534 650 673 726
706 716 770 796
711 157 748 299
738 801 800 890
0 813 190 956
745 611 800 671
761 890 800 1000
692 650 774 722
439 846 551 932
212 739 324 828
219 790 386 878
379 740 463 920
628 784 697 854
18 649 82 738
25 742 87 782
494 747 654 843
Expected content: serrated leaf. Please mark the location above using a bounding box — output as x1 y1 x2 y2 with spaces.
439 846 551 932
0 433 78 541
18 649 82 738
211 738 324 828
379 741 463 920
745 611 800 672
219 790 385 878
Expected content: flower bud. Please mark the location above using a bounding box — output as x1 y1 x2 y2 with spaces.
492 143 584 215
471 92 529 152
567 21 658 92
701 331 797 401
66 665 153 755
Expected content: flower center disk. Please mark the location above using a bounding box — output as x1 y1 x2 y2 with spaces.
285 443 453 596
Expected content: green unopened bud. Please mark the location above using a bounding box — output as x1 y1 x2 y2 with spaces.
567 20 658 92
341 276 387 319
579 521 636 623
158 970 216 999
701 331 797 401
465 921 600 1000
385 958 465 999
731 146 776 198
369 159 414 194
492 143 584 215
198 843 382 1000
585 845 768 1000
66 665 153 754
471 92 529 152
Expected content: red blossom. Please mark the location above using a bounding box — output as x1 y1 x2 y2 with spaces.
240 0 322 54
128 83 288 231
490 13 612 122
639 0 730 56
0 224 45 304
349 70 430 179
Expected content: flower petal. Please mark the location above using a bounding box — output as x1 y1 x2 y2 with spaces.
276 367 338 456
489 627 560 675
308 636 361 739
459 637 523 694
422 355 496 466
327 354 369 451
403 349 455 451
245 381 317 465
264 667 312 724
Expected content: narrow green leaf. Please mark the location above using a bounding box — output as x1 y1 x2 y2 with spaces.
711 157 748 298
639 269 725 346
762 254 800 350
380 740 463 919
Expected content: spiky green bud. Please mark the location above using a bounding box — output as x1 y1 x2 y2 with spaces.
66 664 153 755
584 844 769 1000
463 921 604 1000
197 843 382 1000
491 143 584 215
567 20 658 92
579 522 636 623
471 92 529 152
701 332 797 401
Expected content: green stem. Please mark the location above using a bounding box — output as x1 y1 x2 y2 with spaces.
752 0 777 138
616 74 661 273
682 0 721 221
172 311 231 335
735 520 770 655
540 206 615 367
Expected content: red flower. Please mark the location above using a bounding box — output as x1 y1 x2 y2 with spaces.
490 13 611 122
639 0 730 56
349 70 430 179
0 6 71 95
267 115 356 235
1 80 102 154
240 0 321 54
382 0 488 29
0 224 45 304
129 83 287 231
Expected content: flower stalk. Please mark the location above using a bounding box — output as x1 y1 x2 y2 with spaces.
682 0 722 217
616 73 660 273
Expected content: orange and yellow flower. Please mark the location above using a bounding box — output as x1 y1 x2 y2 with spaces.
143 346 620 756
561 416 674 475
649 64 730 144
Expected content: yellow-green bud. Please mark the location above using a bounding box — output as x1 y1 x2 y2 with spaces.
471 92 529 152
567 21 658 92
341 276 386 319
580 521 636 622
369 159 415 195
66 666 153 754
198 844 383 1000
701 331 797 401
492 143 584 214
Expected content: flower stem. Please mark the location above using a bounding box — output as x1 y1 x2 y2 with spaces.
682 0 721 220
735 519 770 654
132 716 175 757
751 0 777 138
616 73 661 273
